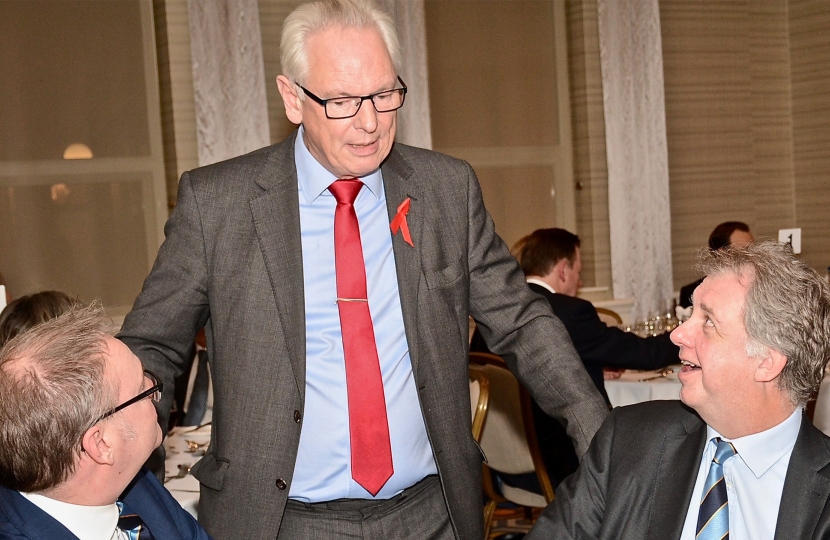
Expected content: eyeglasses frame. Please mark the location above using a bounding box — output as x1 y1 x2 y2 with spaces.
95 369 163 424
297 76 408 119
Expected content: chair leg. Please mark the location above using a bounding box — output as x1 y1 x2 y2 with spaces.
483 500 497 539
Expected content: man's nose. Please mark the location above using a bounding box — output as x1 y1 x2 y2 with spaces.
354 99 379 132
670 321 690 348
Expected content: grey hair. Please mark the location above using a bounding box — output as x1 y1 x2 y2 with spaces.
280 0 401 87
0 304 116 492
696 240 830 406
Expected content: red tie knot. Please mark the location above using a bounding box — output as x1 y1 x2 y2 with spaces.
329 179 363 204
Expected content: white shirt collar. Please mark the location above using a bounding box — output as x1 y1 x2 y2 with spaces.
20 492 119 540
706 407 802 479
294 126 383 204
525 276 556 295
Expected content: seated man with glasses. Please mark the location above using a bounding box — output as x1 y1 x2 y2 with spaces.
0 305 211 540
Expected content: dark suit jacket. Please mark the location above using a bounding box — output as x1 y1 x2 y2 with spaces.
473 283 678 402
679 277 704 308
526 401 830 540
0 468 211 540
471 283 679 483
118 133 608 540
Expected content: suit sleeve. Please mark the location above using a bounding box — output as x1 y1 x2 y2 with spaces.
463 162 608 457
123 469 214 540
118 171 210 429
525 410 618 540
564 300 679 371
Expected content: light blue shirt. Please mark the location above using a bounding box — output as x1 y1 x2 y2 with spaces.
288 127 437 502
679 407 802 540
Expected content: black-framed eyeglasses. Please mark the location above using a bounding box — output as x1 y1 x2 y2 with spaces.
298 76 407 119
95 370 163 423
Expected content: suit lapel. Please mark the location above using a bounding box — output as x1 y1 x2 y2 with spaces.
646 411 707 540
774 417 830 540
381 146 423 374
249 132 307 400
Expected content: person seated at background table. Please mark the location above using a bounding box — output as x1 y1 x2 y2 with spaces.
470 228 679 485
0 290 77 347
0 305 212 540
678 221 753 308
0 271 10 306
527 240 830 540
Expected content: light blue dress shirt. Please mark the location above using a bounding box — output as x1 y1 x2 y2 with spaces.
288 127 437 502
679 407 802 540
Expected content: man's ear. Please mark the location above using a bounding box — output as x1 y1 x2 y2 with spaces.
755 347 787 383
82 424 114 466
277 75 303 125
553 258 569 283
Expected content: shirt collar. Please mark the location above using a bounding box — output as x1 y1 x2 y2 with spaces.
294 126 383 204
706 407 802 479
526 276 556 295
20 492 119 540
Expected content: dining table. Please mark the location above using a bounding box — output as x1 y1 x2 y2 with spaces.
163 423 210 518
604 365 683 408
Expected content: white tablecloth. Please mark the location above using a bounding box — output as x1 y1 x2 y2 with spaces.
163 424 209 518
604 366 682 408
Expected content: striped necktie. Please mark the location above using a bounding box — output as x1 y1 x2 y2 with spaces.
116 501 155 540
696 437 737 540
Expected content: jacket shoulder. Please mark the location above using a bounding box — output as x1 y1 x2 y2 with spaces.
185 135 295 186
387 143 471 173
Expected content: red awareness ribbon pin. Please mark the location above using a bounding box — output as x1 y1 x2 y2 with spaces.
390 197 414 247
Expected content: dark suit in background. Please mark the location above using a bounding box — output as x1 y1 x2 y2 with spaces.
525 401 830 540
119 134 608 540
471 281 678 483
0 469 211 540
679 277 703 308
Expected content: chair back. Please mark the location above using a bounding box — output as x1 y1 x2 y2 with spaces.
468 365 489 442
595 307 623 327
470 352 555 505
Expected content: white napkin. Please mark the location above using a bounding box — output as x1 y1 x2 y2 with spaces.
0 285 6 312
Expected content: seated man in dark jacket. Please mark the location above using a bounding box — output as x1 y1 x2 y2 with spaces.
0 305 211 540
471 228 678 484
678 221 753 308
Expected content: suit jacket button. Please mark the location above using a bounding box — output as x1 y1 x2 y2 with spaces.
294 410 301 423
276 478 287 490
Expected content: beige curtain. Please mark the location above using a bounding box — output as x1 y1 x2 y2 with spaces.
379 0 433 149
597 0 673 320
187 0 271 166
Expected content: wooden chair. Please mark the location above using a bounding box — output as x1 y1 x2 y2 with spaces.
469 364 490 442
470 352 555 538
595 306 623 327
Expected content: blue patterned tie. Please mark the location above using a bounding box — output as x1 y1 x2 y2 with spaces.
117 501 155 540
696 438 737 540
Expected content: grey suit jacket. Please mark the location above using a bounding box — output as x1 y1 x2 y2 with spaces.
119 133 608 540
526 400 830 540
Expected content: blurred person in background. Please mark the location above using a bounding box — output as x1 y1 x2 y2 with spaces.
679 221 753 308
0 290 77 347
471 228 679 486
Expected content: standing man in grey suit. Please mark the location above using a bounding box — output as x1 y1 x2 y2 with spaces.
527 240 830 540
118 1 607 539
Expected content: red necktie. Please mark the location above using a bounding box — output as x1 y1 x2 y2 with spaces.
328 179 394 496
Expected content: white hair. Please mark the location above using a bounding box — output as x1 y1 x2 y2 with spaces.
280 0 402 88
